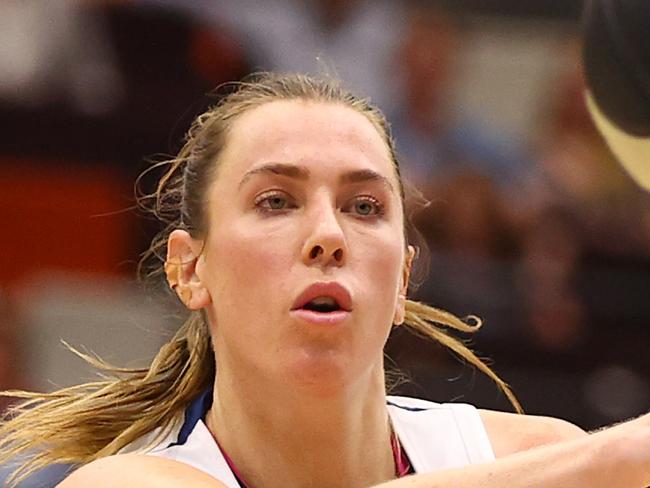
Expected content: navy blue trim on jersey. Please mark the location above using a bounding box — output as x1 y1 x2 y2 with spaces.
168 389 213 447
167 395 427 445
164 392 417 481
386 400 428 412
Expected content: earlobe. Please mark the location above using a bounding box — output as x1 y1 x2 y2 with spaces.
393 293 407 326
166 230 211 310
393 245 416 326
405 245 415 280
401 245 415 295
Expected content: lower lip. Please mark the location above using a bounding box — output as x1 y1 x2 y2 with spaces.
290 309 350 325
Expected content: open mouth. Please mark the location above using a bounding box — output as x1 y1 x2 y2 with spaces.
291 282 353 324
301 296 341 313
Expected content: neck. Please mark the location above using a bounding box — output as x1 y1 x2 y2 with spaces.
206 361 395 488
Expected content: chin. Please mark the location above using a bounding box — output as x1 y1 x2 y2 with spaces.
284 347 380 398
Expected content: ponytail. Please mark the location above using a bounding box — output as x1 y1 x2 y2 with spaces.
0 312 214 486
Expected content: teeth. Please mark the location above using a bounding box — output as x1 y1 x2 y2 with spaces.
309 296 337 307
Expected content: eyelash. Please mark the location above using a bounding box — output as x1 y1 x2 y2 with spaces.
254 190 295 213
253 191 385 218
347 195 385 218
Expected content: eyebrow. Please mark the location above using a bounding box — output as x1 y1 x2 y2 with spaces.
340 168 394 193
239 163 309 189
238 162 394 193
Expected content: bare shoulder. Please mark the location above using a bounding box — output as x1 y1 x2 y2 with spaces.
479 409 588 458
57 454 226 488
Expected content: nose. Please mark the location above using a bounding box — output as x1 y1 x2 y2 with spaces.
301 201 347 267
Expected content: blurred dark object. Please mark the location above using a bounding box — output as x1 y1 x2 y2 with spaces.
583 0 650 137
527 37 648 258
582 0 650 190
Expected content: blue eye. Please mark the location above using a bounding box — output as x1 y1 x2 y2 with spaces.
255 191 294 212
350 196 383 217
266 196 288 210
355 200 374 215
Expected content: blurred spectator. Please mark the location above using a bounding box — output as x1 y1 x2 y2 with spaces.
137 0 406 113
0 1 123 115
416 169 518 260
413 169 522 341
516 206 586 352
0 1 250 164
390 4 530 189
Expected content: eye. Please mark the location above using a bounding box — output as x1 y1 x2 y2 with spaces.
254 191 295 212
265 196 288 210
347 196 384 217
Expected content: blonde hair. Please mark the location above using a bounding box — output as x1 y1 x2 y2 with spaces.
0 73 521 485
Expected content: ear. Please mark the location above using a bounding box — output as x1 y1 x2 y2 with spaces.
165 229 211 310
393 245 416 326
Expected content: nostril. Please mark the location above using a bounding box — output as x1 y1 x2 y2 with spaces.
333 249 343 261
310 246 323 259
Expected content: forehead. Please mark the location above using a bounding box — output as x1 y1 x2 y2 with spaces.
217 100 396 182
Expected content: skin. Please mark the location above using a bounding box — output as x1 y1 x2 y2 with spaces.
60 411 650 488
56 418 642 488
60 99 608 488
168 100 414 488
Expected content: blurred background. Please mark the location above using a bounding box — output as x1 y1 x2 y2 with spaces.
1 0 649 447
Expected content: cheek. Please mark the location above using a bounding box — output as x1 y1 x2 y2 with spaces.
203 218 295 314
354 226 404 292
346 227 405 343
376 238 403 278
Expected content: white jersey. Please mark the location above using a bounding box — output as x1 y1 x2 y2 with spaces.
123 391 494 487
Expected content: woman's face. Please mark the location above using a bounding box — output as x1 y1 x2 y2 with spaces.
192 100 411 393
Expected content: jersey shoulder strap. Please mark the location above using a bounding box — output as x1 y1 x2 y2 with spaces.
148 417 241 487
120 390 241 488
387 395 495 473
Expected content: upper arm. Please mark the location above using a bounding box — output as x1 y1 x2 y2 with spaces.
479 409 588 458
57 454 227 488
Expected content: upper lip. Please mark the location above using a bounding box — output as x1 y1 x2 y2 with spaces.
291 282 353 312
